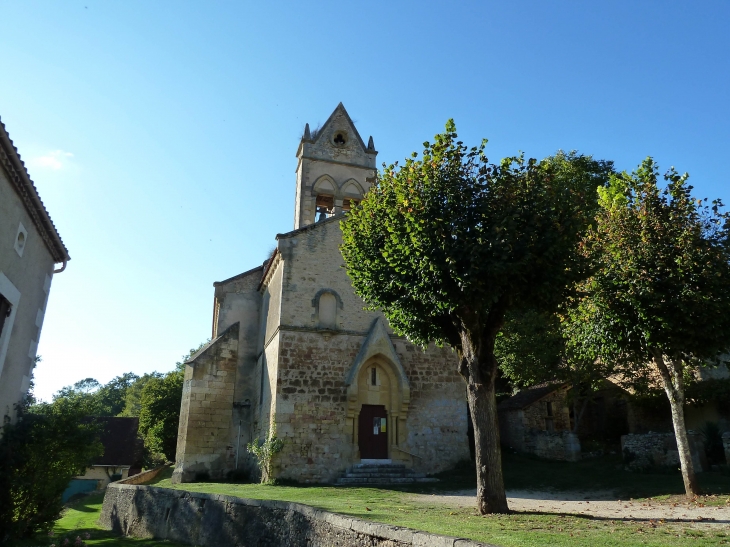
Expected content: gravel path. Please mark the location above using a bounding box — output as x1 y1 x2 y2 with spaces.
409 489 730 526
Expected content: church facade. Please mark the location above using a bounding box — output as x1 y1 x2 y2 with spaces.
172 104 470 484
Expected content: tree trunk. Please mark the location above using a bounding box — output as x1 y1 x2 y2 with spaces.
459 330 509 514
652 350 698 497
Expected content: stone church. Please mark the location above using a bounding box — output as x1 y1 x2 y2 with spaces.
172 104 470 484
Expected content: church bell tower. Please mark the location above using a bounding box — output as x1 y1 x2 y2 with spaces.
294 103 378 229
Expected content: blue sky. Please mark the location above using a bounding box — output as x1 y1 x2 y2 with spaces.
1 1 728 401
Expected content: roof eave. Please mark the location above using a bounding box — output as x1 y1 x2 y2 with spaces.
0 118 71 263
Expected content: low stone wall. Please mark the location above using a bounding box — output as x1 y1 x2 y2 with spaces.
116 464 171 486
523 431 581 462
99 483 496 547
621 432 707 472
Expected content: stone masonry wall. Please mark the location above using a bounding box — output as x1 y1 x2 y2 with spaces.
100 483 494 547
521 388 571 433
172 323 239 483
273 330 468 483
621 432 708 472
277 218 390 335
273 330 363 483
395 340 469 473
523 431 581 462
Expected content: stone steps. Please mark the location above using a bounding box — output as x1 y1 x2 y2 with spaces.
335 461 439 485
337 476 439 485
343 472 426 478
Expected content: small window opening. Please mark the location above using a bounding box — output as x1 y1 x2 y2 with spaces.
14 223 28 257
334 132 346 145
545 401 555 432
316 194 334 222
371 367 377 386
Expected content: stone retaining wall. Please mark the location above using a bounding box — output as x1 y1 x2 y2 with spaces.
621 432 707 471
116 464 171 486
100 483 496 547
523 431 581 462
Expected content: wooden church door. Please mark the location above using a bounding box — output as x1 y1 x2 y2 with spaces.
358 404 388 459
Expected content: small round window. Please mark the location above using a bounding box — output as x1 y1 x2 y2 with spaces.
16 232 25 251
333 131 347 146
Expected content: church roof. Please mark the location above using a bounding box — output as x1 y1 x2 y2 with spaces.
275 212 342 241
0 117 70 264
213 264 264 287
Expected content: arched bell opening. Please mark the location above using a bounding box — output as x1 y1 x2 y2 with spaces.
315 194 335 222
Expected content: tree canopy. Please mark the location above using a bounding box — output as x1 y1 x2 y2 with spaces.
563 158 730 495
341 121 613 513
342 129 609 350
0 391 103 541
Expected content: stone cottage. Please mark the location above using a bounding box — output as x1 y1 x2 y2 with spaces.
498 380 631 461
498 383 580 461
173 104 470 484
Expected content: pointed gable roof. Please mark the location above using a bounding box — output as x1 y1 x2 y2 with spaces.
345 317 410 392
311 102 370 153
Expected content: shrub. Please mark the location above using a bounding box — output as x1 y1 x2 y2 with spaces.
0 398 102 542
247 424 284 484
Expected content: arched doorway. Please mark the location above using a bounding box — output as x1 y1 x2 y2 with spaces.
356 361 393 459
359 404 388 459
345 318 411 462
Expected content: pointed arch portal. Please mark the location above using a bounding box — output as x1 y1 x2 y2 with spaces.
345 318 411 460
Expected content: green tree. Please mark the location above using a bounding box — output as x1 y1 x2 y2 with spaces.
119 372 161 417
138 370 184 462
52 373 139 417
95 372 139 416
0 392 103 541
341 122 612 513
564 158 730 496
496 309 616 433
496 310 564 388
52 377 103 414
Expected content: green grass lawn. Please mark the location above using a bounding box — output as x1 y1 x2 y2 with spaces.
142 453 730 547
11 454 730 547
8 492 186 547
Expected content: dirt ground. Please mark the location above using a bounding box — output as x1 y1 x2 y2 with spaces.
409 489 730 528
